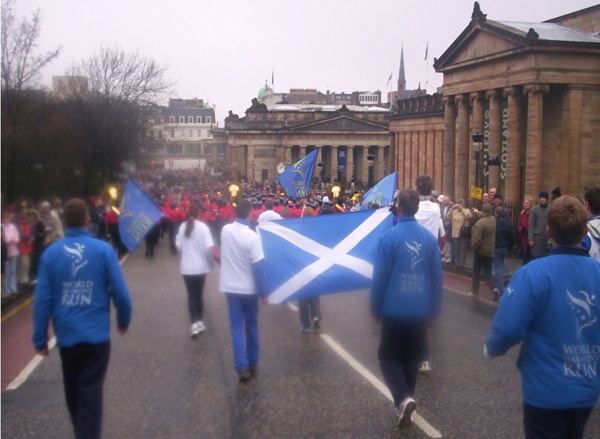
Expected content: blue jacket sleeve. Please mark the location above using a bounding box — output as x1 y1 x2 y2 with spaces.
484 268 539 356
32 251 54 351
370 236 392 317
106 249 132 329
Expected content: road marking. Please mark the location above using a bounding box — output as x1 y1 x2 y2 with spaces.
320 333 443 438
1 296 33 323
7 337 56 390
286 302 298 312
5 252 130 390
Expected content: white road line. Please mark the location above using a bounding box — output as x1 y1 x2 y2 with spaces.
6 252 130 391
7 337 56 390
320 333 443 438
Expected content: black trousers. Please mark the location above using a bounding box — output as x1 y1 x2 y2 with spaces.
59 341 111 439
183 274 206 323
523 404 594 439
472 251 494 295
378 317 428 407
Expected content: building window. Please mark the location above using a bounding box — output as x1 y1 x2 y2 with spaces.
185 144 200 154
204 144 213 155
206 116 211 124
158 131 163 139
169 116 175 123
197 129 202 137
167 144 183 154
189 129 193 137
196 116 202 123
179 116 184 123
188 116 193 123
170 129 175 138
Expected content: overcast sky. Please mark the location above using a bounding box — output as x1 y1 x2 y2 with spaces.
11 0 599 122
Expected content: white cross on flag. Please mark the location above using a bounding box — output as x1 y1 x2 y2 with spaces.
257 208 393 304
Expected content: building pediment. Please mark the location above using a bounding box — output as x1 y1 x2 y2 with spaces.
289 115 388 133
435 5 600 72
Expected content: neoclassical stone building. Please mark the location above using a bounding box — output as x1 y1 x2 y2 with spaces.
389 3 600 202
216 103 392 188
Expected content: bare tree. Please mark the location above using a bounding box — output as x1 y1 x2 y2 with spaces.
64 46 175 192
1 0 62 201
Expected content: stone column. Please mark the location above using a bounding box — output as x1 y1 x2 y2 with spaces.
486 90 501 193
471 92 484 190
376 145 385 181
523 84 549 199
362 146 369 188
315 145 323 181
503 86 522 203
455 94 469 201
330 145 338 181
299 145 307 158
284 146 292 165
443 96 456 199
346 146 354 186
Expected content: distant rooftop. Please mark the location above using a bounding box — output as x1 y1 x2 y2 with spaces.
268 104 389 113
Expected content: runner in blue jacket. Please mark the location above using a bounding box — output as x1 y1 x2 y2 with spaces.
32 198 132 439
371 189 443 430
485 196 600 439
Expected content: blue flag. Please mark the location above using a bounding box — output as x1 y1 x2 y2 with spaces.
357 171 398 211
118 179 164 251
257 209 393 303
277 149 318 198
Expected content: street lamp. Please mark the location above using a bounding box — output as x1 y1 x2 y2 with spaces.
252 161 256 181
472 132 483 189
317 161 323 181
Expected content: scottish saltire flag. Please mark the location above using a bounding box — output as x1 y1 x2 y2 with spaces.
258 208 393 304
357 171 398 211
277 149 318 198
118 178 164 251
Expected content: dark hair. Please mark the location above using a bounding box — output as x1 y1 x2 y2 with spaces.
547 196 588 246
235 199 252 219
397 189 420 216
482 202 493 215
185 204 200 238
494 205 503 217
63 198 89 228
264 198 274 210
415 175 433 196
584 186 600 215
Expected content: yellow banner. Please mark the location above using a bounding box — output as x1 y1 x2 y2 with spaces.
471 186 483 200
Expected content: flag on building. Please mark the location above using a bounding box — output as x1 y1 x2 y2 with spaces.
258 208 393 304
277 149 318 198
386 72 392 86
118 178 164 251
424 41 429 60
272 69 274 86
356 171 398 211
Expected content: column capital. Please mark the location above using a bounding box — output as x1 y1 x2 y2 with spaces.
523 84 550 95
442 95 455 105
503 86 521 98
469 91 484 103
377 145 386 149
485 89 501 100
346 145 355 149
454 93 469 104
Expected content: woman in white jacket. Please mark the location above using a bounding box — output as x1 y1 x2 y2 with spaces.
176 204 215 338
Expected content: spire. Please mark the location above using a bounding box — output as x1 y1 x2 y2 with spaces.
397 46 406 96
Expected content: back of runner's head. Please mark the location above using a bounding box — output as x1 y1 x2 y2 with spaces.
63 198 89 228
547 196 588 246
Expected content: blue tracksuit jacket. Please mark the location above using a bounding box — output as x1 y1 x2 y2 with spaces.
485 246 600 409
370 215 443 320
32 228 132 350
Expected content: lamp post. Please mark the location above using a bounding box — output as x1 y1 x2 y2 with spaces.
317 161 323 182
367 151 374 188
252 161 255 181
472 132 483 189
